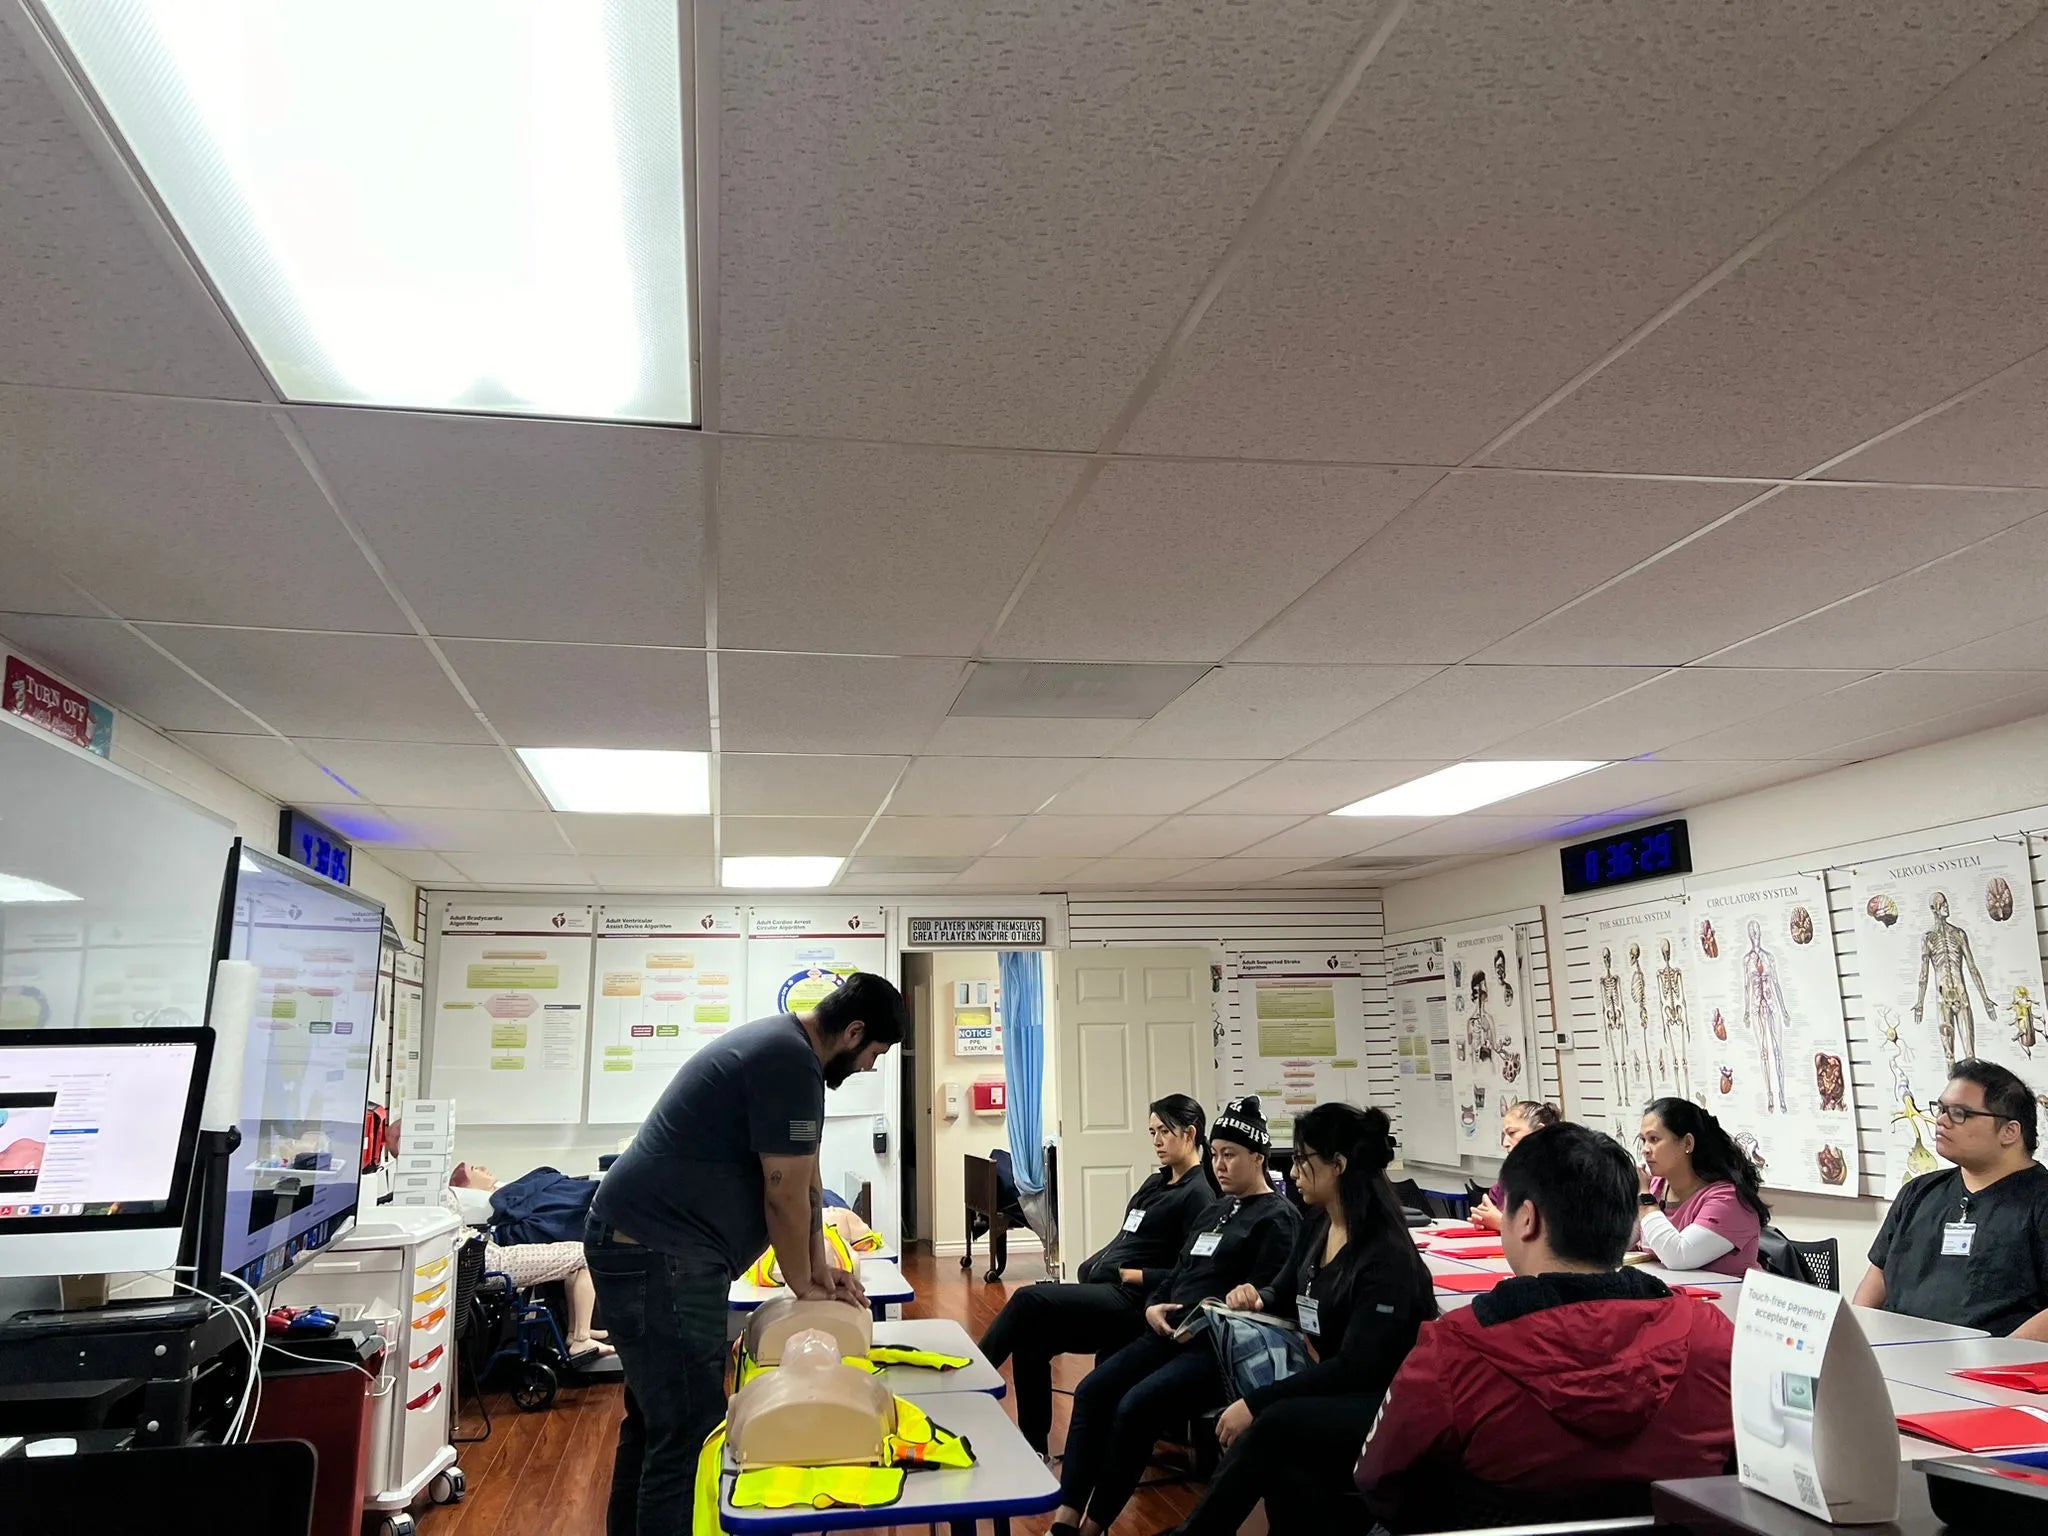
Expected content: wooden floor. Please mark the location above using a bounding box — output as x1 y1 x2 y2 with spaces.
421 1248 1207 1536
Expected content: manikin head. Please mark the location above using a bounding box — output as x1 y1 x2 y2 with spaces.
450 1162 497 1192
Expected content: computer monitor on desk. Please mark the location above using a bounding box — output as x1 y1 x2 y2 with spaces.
0 1028 213 1278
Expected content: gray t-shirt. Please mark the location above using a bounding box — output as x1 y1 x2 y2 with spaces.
591 1012 824 1274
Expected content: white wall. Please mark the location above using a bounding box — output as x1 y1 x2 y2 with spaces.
1383 709 2048 1292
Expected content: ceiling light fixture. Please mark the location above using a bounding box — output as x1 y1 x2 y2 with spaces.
1332 761 1608 817
0 873 83 903
723 856 843 890
519 748 709 816
40 0 695 424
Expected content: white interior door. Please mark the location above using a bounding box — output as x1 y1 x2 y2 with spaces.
1055 948 1215 1264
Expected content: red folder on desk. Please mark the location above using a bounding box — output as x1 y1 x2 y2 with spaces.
1431 1271 1506 1294
1433 1241 1505 1258
1426 1225 1493 1240
1895 1405 2048 1452
1671 1286 1724 1300
1954 1363 2048 1394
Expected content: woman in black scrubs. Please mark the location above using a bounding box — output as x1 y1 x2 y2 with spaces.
979 1094 1218 1456
1170 1101 1438 1535
1049 1097 1298 1536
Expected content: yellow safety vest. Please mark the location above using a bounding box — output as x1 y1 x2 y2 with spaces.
745 1220 856 1287
730 1340 972 1392
692 1399 974 1532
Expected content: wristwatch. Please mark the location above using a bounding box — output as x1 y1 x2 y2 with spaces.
1637 1193 1659 1208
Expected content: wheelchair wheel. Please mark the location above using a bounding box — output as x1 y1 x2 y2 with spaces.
512 1361 558 1413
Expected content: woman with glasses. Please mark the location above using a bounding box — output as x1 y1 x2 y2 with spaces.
1164 1102 1438 1536
1470 1101 1561 1232
1634 1097 1769 1276
979 1094 1219 1458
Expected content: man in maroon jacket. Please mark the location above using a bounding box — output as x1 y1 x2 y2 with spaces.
1356 1122 1735 1530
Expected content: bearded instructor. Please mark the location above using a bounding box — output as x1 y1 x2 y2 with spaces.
586 971 909 1535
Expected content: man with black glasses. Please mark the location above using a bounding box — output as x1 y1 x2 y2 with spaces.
1856 1057 2048 1340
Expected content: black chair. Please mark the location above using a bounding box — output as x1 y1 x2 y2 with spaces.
1758 1227 1841 1292
1423 1188 1471 1221
1465 1179 1491 1209
1391 1177 1428 1215
452 1234 493 1443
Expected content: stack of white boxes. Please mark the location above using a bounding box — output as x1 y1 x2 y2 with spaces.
392 1097 456 1206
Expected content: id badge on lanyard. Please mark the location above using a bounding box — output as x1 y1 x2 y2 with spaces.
1944 1195 1977 1258
1191 1232 1222 1257
1297 1296 1322 1337
1123 1208 1145 1234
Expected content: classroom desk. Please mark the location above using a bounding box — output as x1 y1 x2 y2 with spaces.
1653 1466 1943 1536
870 1320 1006 1397
1872 1336 2048 1403
729 1260 915 1321
717 1390 1058 1536
1849 1305 1990 1348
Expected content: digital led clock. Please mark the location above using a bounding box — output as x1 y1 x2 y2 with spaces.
1560 819 1692 896
279 806 352 886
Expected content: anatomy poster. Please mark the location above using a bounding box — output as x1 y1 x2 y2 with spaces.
745 907 887 1116
1586 899 1694 1141
1389 938 1458 1167
391 949 425 1108
1236 951 1369 1146
431 904 594 1125
1444 922 1537 1151
588 905 745 1124
1846 838 2047 1194
1687 875 1858 1196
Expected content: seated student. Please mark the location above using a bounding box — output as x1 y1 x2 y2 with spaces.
1357 1122 1736 1530
1854 1058 2048 1340
1167 1103 1437 1536
981 1094 1217 1457
1633 1097 1767 1276
1050 1097 1298 1536
1471 1101 1562 1231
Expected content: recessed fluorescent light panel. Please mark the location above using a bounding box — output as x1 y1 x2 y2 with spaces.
723 857 843 889
1332 761 1608 817
0 873 82 904
41 0 695 424
519 749 709 816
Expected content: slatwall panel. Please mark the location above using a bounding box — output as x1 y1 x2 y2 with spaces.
1561 825 2048 1200
1064 892 1390 1124
1526 918 1562 1108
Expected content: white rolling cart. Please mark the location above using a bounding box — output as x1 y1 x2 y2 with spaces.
277 1204 464 1535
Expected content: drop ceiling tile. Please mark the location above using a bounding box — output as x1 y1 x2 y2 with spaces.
388 809 567 854
1238 478 1753 664
1907 615 2048 672
986 816 1162 858
440 641 709 750
296 740 542 811
0 26 271 397
720 440 1077 654
1299 665 1661 759
1478 486 2041 665
858 817 1020 857
0 390 403 630
1485 668 1869 759
141 627 486 742
559 815 714 858
720 816 870 856
953 858 1089 891
717 1 1374 447
919 716 1137 758
585 856 717 889
1115 815 1308 859
1490 21 2048 475
1484 759 1755 816
1112 665 1441 760
838 872 963 893
1194 760 1451 816
718 654 968 755
885 757 1091 816
167 732 354 805
364 850 470 885
1801 683 2048 763
0 534 97 617
1364 815 1581 858
1122 5 2027 464
1661 670 2047 760
1236 817 1438 860
1832 351 2048 487
293 408 707 647
720 754 906 818
1064 858 1215 886
442 853 595 888
991 461 1439 663
1708 513 2048 669
1162 858 1323 886
1043 759 1266 816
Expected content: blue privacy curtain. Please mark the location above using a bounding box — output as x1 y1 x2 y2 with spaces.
1000 949 1046 1194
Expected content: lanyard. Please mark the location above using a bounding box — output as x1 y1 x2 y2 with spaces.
1205 1198 1242 1235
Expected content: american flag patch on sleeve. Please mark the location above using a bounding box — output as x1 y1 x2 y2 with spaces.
790 1118 820 1143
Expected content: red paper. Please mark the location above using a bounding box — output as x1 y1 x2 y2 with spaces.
1895 1405 2048 1452
1427 1225 1494 1239
1954 1363 2048 1394
1434 1242 1505 1258
1431 1272 1506 1294
1671 1285 1725 1300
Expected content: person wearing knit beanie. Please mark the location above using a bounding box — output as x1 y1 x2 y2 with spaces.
1209 1095 1271 1159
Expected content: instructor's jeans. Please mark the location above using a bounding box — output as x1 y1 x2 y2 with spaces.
585 1221 730 1536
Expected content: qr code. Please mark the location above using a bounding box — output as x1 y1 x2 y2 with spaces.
1793 1469 1819 1507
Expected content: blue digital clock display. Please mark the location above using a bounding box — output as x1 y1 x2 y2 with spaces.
1560 819 1692 896
279 807 352 886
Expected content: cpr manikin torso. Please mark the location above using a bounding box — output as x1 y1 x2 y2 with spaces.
728 1328 892 1469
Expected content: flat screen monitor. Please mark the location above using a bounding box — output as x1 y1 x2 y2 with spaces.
219 847 384 1291
0 1027 213 1278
